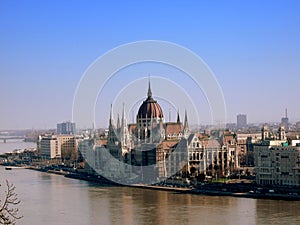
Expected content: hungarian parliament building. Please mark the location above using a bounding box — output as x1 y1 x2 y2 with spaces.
78 81 241 184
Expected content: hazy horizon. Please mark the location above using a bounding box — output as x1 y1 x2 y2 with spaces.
1 1 300 130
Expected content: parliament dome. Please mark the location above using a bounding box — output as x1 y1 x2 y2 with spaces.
137 81 164 119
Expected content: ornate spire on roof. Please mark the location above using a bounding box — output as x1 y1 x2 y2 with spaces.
117 114 120 129
109 104 114 126
177 109 181 123
184 109 189 131
122 103 126 127
121 103 130 147
147 78 152 98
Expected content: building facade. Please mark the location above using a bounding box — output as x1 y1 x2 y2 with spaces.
237 114 247 130
39 134 78 160
254 125 300 186
57 121 76 135
77 81 242 183
102 81 241 181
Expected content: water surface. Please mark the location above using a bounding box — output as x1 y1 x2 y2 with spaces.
1 167 300 225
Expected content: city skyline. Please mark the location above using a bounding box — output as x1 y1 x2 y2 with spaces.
1 1 300 129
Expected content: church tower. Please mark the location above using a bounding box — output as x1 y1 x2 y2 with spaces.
278 125 286 141
261 124 270 141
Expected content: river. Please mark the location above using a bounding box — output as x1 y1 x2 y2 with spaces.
0 139 36 154
1 167 300 225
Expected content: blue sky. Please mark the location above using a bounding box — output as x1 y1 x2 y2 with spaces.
1 0 300 129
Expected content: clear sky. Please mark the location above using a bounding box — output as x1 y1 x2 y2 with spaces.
1 0 300 129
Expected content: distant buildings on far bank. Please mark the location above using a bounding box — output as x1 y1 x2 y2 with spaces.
226 109 292 132
57 121 76 135
237 114 247 130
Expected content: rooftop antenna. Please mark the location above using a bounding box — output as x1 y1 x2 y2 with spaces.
169 108 171 122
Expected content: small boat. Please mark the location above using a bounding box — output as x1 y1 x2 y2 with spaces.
5 167 12 170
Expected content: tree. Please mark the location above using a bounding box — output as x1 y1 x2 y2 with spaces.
196 173 206 182
0 180 23 224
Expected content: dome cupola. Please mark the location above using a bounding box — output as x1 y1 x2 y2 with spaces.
137 80 164 119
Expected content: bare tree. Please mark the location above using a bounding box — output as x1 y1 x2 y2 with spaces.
0 180 23 224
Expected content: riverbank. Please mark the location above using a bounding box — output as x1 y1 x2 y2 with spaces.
2 164 300 201
190 188 300 201
128 183 192 193
126 183 300 201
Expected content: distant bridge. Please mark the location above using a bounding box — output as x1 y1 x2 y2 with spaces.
0 136 25 143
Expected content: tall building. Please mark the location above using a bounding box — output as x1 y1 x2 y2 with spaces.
57 121 76 135
237 114 247 129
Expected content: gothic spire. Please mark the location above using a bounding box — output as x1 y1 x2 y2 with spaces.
184 109 189 131
177 109 181 123
122 103 126 127
121 103 130 147
109 104 114 126
117 113 121 129
147 78 152 98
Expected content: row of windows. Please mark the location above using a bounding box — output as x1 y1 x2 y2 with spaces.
189 153 204 160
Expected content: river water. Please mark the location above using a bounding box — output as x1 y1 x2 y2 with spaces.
1 167 300 225
0 139 36 154
0 139 300 224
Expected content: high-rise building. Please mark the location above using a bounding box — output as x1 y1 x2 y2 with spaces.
281 108 289 129
237 114 247 129
57 121 76 135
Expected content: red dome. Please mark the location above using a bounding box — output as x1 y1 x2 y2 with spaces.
137 81 164 119
137 96 164 119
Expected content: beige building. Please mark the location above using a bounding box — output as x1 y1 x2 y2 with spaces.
156 131 240 179
39 134 78 160
254 125 300 186
39 135 58 158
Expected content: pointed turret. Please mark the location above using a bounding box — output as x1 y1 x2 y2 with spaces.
117 114 121 129
183 109 189 131
121 103 130 148
183 109 190 138
108 104 118 152
147 78 152 98
121 103 126 128
177 110 181 123
109 104 114 127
